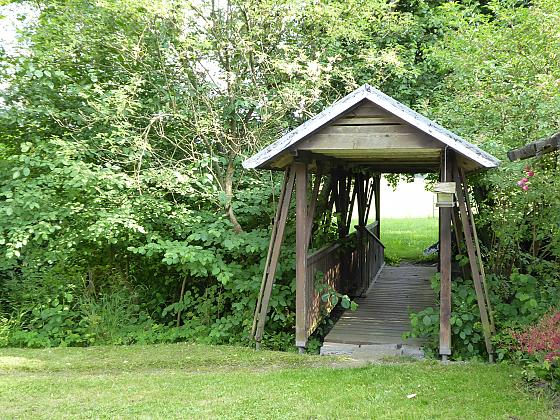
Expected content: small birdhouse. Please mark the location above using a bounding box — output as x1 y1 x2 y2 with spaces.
434 182 456 208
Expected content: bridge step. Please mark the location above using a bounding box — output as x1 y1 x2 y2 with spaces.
320 342 425 361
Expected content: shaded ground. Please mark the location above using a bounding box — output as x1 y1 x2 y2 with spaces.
0 343 555 419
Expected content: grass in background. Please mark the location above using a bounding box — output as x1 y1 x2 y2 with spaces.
0 343 555 419
380 217 439 264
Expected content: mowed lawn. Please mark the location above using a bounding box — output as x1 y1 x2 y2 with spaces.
381 217 439 263
0 343 555 419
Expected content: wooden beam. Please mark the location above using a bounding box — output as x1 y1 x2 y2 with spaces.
298 134 441 151
460 168 496 334
364 177 375 225
439 151 453 359
305 167 323 247
374 176 381 238
252 168 295 345
251 169 288 339
342 102 394 118
355 173 366 294
345 175 357 236
454 166 494 359
270 153 293 169
507 132 560 161
295 161 308 350
333 117 403 126
451 206 468 281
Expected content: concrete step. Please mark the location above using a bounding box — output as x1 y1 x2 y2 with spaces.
320 342 425 361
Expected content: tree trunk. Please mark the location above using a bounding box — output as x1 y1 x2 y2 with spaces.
224 158 243 233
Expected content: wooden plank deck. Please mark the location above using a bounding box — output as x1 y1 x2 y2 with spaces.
323 265 436 346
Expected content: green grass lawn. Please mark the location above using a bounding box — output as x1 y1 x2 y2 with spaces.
0 343 555 419
380 217 439 263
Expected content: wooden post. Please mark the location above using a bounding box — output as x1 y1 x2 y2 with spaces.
356 173 366 293
454 166 494 360
294 161 308 350
252 168 295 346
374 175 381 238
439 152 453 360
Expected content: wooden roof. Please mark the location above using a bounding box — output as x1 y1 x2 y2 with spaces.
243 84 500 173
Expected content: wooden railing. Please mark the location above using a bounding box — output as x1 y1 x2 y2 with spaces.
356 222 385 295
304 222 384 339
305 242 344 336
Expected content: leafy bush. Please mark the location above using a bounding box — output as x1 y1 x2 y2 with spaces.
406 272 559 360
512 311 560 391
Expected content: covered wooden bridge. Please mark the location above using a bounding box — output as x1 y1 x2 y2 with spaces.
244 84 500 360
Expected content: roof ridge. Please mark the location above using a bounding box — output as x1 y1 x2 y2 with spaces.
243 84 500 170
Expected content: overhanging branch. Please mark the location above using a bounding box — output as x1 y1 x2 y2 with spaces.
507 132 560 162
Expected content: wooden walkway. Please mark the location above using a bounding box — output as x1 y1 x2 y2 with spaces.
323 265 436 347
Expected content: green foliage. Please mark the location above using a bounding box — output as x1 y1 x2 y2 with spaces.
319 284 358 312
428 0 560 279
1 0 559 358
522 357 560 392
407 270 559 360
398 0 560 367
1 0 447 349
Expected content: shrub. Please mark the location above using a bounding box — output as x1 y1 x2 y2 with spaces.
513 311 560 391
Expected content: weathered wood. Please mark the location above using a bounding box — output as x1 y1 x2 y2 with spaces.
298 133 441 151
295 161 308 349
323 124 426 135
316 153 441 163
507 132 560 161
343 164 439 174
355 174 366 294
374 176 381 238
332 117 402 126
269 153 293 169
243 85 500 171
460 168 496 334
345 175 357 236
343 102 394 118
454 166 494 359
333 117 403 126
305 241 344 337
323 266 436 346
305 167 323 247
252 168 289 338
252 167 295 343
451 206 468 281
439 151 453 358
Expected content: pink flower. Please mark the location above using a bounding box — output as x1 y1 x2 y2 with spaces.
522 185 529 191
527 170 534 177
522 177 529 183
517 180 525 187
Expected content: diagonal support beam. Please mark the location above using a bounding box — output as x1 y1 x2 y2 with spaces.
460 168 496 334
454 166 494 360
252 167 295 346
305 166 323 248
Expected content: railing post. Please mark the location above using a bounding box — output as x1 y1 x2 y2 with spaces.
294 161 308 351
